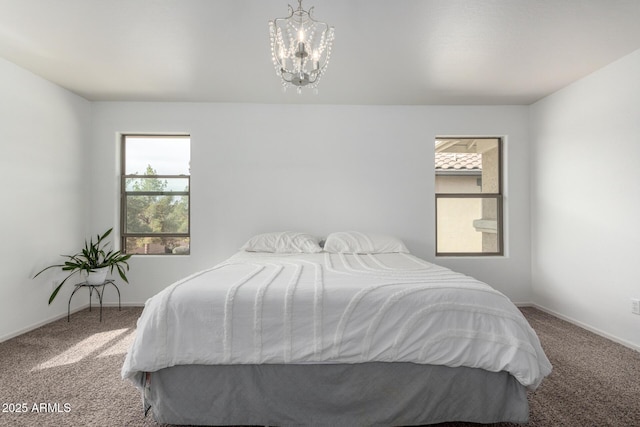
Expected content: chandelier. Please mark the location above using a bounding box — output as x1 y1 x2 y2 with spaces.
269 0 335 92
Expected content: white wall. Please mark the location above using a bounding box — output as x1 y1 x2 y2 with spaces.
90 103 532 304
530 49 640 350
3 44 638 352
0 58 91 341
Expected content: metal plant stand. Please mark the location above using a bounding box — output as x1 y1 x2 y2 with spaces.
67 279 121 322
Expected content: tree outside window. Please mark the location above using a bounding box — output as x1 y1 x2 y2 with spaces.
121 135 190 255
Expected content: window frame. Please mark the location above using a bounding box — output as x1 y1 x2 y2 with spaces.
435 136 504 257
120 134 191 255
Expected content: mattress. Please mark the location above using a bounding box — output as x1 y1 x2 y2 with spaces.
123 251 551 388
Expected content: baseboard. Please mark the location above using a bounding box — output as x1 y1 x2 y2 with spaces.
0 303 145 343
531 303 640 353
514 302 533 308
100 302 146 308
0 305 88 343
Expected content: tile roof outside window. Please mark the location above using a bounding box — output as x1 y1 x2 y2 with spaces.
435 152 482 170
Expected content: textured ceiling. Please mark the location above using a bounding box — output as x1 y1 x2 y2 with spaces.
1 0 640 105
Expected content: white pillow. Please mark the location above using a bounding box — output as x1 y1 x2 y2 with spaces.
323 231 409 254
241 231 322 253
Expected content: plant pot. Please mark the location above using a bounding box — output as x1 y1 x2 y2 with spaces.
86 267 109 285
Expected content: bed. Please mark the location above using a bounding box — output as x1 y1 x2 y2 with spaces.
122 231 552 426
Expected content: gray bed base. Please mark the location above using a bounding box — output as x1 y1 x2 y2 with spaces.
142 362 529 426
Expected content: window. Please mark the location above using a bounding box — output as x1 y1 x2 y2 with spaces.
435 137 503 256
121 135 190 255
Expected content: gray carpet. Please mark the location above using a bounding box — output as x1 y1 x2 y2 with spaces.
0 306 638 426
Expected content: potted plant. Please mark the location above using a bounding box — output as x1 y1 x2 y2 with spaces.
34 228 132 304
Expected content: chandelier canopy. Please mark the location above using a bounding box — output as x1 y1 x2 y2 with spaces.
269 0 335 92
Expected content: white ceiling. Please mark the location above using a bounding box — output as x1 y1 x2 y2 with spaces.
1 0 640 105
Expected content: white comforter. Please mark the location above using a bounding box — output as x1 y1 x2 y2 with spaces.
122 252 551 389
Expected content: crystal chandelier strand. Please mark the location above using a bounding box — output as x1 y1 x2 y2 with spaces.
269 0 334 90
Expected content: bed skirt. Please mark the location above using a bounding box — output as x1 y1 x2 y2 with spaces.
141 362 529 426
